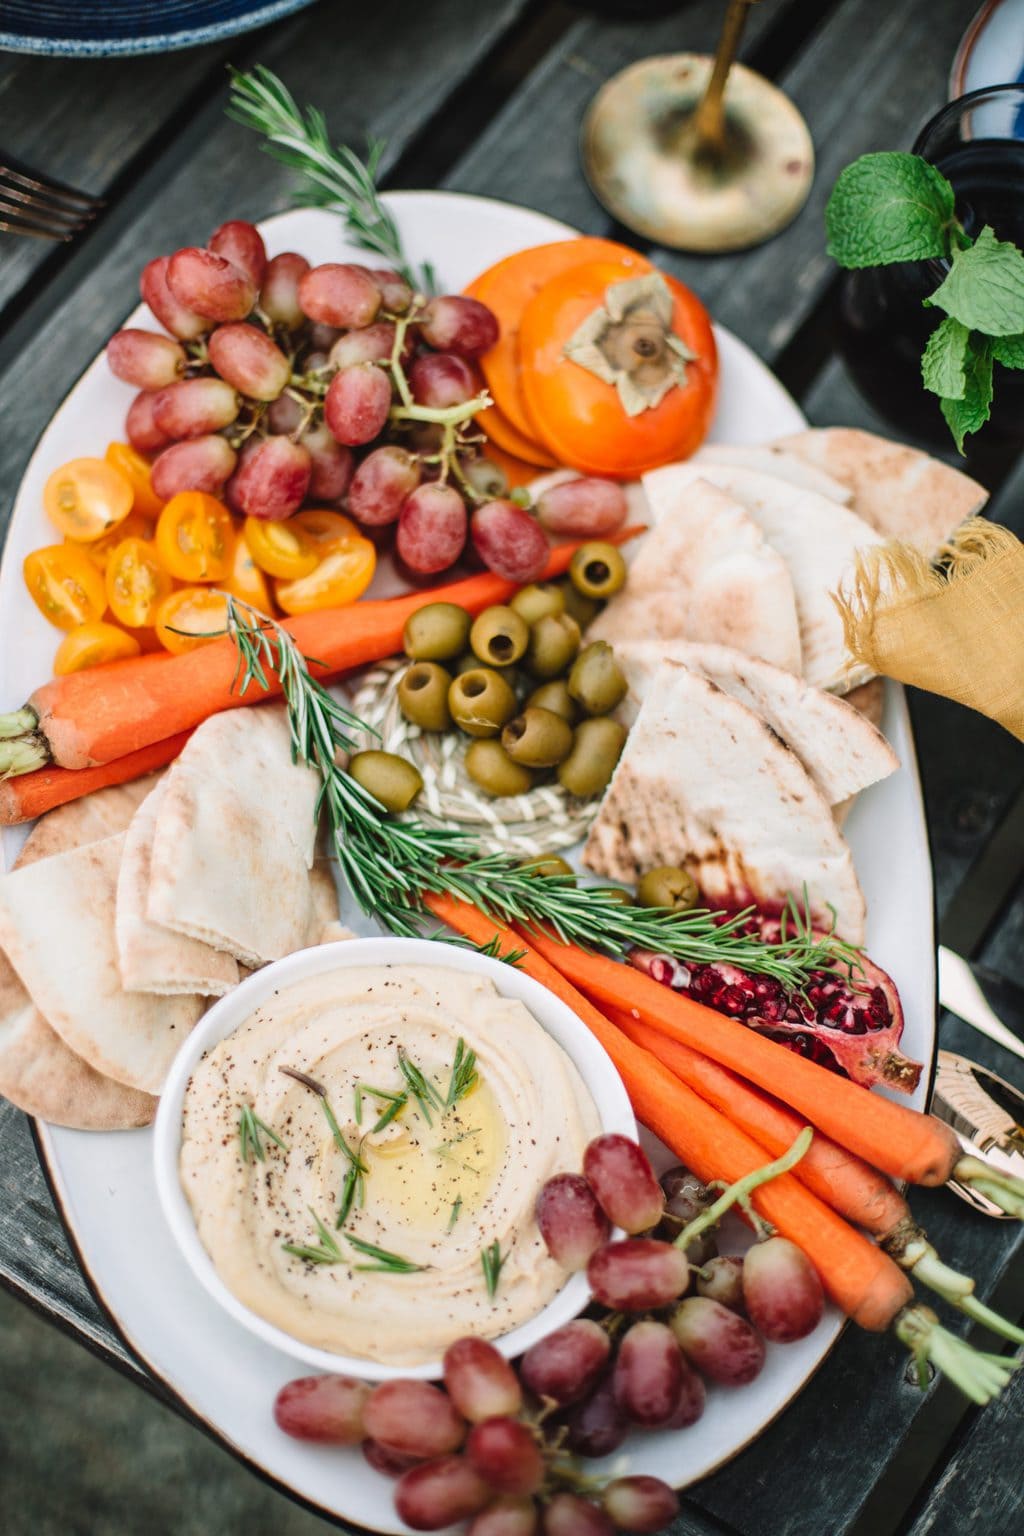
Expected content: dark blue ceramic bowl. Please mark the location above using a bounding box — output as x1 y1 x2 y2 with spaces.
0 0 316 56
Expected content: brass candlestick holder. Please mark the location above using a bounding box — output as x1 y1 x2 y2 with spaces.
581 0 814 253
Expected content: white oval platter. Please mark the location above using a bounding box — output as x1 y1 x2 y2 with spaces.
0 194 935 1532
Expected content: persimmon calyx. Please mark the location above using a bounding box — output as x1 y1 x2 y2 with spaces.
562 273 696 417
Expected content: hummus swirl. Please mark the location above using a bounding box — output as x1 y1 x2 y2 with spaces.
180 964 601 1365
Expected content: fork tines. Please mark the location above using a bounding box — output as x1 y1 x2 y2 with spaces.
0 160 105 242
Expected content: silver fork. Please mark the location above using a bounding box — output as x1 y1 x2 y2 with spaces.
0 157 104 241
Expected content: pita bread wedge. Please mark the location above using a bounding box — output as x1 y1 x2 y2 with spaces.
16 773 162 863
590 478 803 674
843 676 886 731
642 462 885 692
693 444 853 505
775 428 987 556
117 778 240 996
583 663 866 943
0 832 203 1094
613 640 898 806
147 706 321 968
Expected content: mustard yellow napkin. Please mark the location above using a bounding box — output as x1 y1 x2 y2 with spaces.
834 519 1024 741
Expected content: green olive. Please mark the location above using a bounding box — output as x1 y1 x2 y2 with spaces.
598 886 635 907
465 739 535 798
403 602 472 661
348 750 423 813
559 578 602 632
520 855 576 881
526 612 581 679
637 865 700 913
396 662 452 731
569 542 627 600
557 718 627 798
510 582 565 626
568 641 628 716
448 667 518 737
525 678 579 724
470 605 529 667
501 706 574 768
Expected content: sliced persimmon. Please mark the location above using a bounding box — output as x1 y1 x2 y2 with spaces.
477 401 559 468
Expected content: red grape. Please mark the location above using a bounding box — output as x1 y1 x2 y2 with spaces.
583 1135 664 1234
227 435 311 521
107 329 185 390
370 268 413 314
364 1380 466 1460
466 1418 544 1496
696 1255 744 1310
443 1337 522 1423
519 1319 610 1406
347 444 420 525
587 1239 689 1312
536 479 628 538
273 1374 370 1444
324 363 392 446
152 377 239 439
260 251 311 328
663 1357 706 1429
535 1174 610 1271
302 422 355 502
543 1493 615 1536
409 352 479 409
299 263 381 328
471 500 549 583
140 255 207 341
301 349 331 375
613 1320 684 1427
469 1496 540 1536
601 1477 679 1534
659 1168 717 1261
460 456 508 501
167 247 256 322
564 1372 629 1459
126 391 172 454
150 435 237 499
362 1438 421 1478
208 219 267 288
330 322 399 371
208 322 291 400
308 322 342 352
669 1297 766 1386
397 483 467 573
741 1237 824 1343
420 295 499 358
395 1457 492 1530
266 393 305 435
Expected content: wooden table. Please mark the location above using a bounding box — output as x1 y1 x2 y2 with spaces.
1 1 1022 1531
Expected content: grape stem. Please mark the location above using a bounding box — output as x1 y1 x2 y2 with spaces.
672 1127 813 1253
894 1305 1021 1404
390 392 492 427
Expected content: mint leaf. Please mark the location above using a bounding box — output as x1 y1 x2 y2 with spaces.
926 225 1024 335
825 153 955 268
991 333 1024 368
921 317 969 399
940 336 993 453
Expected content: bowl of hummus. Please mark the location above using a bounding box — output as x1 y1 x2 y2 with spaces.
154 936 635 1380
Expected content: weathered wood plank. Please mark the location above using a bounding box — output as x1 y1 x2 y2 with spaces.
905 1363 1024 1536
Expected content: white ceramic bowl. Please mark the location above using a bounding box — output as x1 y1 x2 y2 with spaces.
154 935 635 1381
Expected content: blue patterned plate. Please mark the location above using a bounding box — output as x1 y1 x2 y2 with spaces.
0 0 315 57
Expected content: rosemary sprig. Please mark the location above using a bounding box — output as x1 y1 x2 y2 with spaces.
283 1207 344 1266
481 1240 506 1299
447 1198 463 1232
445 1038 478 1110
279 1063 367 1222
398 1048 444 1127
344 1232 425 1274
220 597 861 989
370 1093 408 1135
337 1165 360 1229
238 1104 288 1163
226 65 434 292
353 1083 363 1126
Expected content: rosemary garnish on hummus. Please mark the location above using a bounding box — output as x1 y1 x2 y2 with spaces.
481 1239 507 1299
345 1232 425 1274
238 1104 288 1163
283 1208 345 1266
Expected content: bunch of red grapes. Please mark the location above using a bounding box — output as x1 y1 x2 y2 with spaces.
274 1135 825 1535
107 218 625 584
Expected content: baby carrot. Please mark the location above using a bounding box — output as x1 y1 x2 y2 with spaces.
0 730 192 827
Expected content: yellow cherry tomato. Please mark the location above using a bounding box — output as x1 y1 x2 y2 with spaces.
155 491 234 582
291 509 361 554
53 620 142 675
223 531 275 611
70 513 154 572
275 537 376 615
244 516 318 580
44 457 133 542
104 442 164 520
24 544 108 630
154 588 230 654
105 537 173 628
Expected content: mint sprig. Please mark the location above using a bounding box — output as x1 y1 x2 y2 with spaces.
826 152 1024 452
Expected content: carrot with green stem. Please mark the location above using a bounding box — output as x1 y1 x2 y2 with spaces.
423 892 1019 1401
0 730 193 828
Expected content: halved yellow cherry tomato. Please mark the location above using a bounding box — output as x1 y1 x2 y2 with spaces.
105 442 164 520
275 538 376 615
70 513 154 572
224 532 275 611
53 620 142 675
44 457 133 542
155 491 234 582
24 545 107 630
291 509 361 554
105 537 173 628
244 516 318 580
154 588 230 654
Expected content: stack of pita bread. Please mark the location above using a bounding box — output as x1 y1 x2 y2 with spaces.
581 430 985 940
0 705 348 1132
